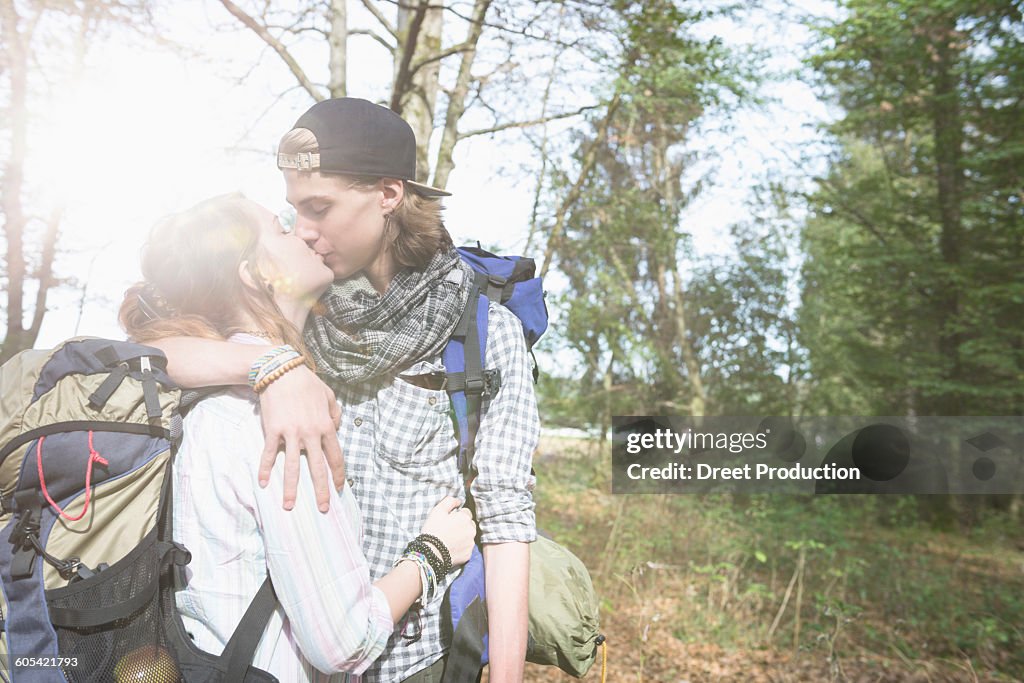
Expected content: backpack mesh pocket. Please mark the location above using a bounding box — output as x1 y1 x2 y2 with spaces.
45 529 185 682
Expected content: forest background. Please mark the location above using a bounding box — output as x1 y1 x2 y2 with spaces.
2 0 1022 680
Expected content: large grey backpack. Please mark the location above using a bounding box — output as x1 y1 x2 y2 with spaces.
0 338 276 683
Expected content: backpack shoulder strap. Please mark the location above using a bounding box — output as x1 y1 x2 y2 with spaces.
221 577 278 683
442 270 500 495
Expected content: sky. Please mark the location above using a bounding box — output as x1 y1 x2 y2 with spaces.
18 0 837 354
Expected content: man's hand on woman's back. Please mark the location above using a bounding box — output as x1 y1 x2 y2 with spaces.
151 336 345 512
258 365 345 512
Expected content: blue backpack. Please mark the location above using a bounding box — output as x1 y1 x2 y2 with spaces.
436 245 546 681
444 245 547 479
438 246 604 682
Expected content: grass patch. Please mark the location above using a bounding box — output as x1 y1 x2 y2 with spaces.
512 443 1024 682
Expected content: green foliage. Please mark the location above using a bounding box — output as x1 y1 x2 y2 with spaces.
799 0 1024 415
687 218 803 415
544 0 774 424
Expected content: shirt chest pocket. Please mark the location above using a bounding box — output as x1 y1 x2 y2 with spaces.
374 376 456 470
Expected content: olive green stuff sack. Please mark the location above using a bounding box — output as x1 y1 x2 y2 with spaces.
526 534 602 677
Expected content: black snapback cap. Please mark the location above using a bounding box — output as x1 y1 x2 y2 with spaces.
277 97 451 198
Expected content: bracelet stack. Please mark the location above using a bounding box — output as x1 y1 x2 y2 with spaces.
394 533 453 606
394 550 437 607
248 345 305 394
415 534 452 573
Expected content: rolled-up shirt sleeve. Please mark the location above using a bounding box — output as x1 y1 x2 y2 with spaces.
251 443 394 675
470 303 540 545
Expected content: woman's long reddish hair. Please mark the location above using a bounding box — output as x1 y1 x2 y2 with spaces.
119 193 313 365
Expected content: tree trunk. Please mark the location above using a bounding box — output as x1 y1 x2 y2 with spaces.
327 0 347 97
431 0 491 189
670 269 706 417
930 13 966 416
392 0 443 184
651 110 705 416
1 0 30 363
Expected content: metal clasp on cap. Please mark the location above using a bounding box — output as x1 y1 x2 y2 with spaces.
277 152 320 170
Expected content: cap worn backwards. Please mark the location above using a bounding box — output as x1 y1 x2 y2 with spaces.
277 97 451 198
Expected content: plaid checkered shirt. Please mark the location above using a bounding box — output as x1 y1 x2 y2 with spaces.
334 302 540 682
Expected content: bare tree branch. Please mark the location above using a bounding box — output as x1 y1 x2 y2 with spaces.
540 92 622 279
232 41 274 85
458 104 599 139
28 207 63 342
408 39 472 75
230 83 306 149
378 0 583 49
350 28 395 53
360 0 398 39
526 4 571 252
218 0 323 102
73 242 110 336
266 23 327 38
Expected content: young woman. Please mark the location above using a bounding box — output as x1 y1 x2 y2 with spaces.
119 193 477 682
152 98 539 683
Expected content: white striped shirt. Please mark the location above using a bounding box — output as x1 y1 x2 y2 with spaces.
173 374 394 681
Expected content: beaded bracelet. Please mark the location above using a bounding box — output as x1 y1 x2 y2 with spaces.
253 350 302 387
254 353 302 388
253 356 306 394
248 345 291 385
421 535 453 576
248 345 299 388
407 539 446 577
416 533 452 571
405 538 449 579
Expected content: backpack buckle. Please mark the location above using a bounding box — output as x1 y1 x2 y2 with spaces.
57 557 82 581
10 509 40 548
465 376 485 395
10 496 42 578
400 370 448 391
484 275 507 303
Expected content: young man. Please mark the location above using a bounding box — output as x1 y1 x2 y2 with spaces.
154 98 538 683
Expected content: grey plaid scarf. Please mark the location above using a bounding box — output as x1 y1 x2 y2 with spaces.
304 248 473 385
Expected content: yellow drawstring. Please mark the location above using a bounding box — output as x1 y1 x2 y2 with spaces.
600 638 608 683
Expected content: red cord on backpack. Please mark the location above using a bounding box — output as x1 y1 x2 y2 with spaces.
36 432 109 522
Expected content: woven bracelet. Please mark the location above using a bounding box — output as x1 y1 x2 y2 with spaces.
405 539 449 578
253 350 302 387
253 356 306 394
394 550 436 603
248 344 298 388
